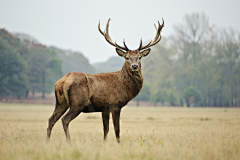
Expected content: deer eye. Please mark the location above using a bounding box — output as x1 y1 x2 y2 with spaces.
139 56 142 60
125 57 129 60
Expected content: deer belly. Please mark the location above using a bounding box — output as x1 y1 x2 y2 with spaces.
82 104 109 113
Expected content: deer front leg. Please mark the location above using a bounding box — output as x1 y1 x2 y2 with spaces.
102 111 110 141
111 108 121 143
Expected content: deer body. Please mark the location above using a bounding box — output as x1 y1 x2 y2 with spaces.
46 18 164 143
56 61 143 113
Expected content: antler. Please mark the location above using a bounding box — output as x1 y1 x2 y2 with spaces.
138 18 164 51
98 18 129 51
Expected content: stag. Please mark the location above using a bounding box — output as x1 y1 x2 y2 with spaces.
46 18 164 143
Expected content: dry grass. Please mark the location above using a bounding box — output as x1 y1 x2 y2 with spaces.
0 102 239 160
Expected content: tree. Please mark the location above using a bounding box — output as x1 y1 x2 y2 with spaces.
134 85 150 106
151 90 167 106
25 42 62 98
184 87 201 107
168 91 177 106
0 34 28 98
142 13 240 107
172 12 209 65
214 28 240 107
51 47 95 75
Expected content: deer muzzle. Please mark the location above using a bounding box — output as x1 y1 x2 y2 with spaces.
131 64 139 71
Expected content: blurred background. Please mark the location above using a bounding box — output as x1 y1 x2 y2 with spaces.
0 0 239 107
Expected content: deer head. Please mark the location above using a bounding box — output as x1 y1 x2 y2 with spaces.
98 18 164 72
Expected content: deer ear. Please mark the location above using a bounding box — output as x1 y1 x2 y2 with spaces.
116 48 126 57
140 48 151 57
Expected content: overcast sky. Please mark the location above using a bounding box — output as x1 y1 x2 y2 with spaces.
0 0 239 63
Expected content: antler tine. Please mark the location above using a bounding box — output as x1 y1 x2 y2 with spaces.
162 17 164 27
138 40 152 51
123 38 129 51
138 37 153 50
104 19 116 47
138 18 164 51
138 37 142 50
98 20 105 36
115 41 129 51
154 24 157 30
151 21 161 43
98 18 129 51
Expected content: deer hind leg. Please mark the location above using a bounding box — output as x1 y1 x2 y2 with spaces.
46 102 68 143
61 107 82 143
102 111 110 141
62 78 89 143
111 108 121 143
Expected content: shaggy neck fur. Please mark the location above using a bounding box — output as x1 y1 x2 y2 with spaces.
120 61 144 100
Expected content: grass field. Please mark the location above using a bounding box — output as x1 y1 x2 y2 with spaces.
0 102 239 160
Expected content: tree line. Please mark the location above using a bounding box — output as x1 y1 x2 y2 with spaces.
136 12 240 107
0 30 94 99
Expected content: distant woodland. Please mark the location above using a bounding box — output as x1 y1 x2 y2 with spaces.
0 29 94 99
0 13 239 107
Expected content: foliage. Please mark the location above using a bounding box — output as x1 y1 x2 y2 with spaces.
93 56 124 73
151 90 167 106
168 91 177 106
134 84 150 106
184 87 201 107
142 12 240 107
19 40 62 98
51 47 95 75
0 34 28 97
0 29 97 99
0 29 30 98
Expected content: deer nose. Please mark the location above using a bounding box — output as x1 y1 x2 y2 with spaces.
132 64 138 70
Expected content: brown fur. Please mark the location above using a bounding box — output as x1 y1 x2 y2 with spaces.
46 50 146 143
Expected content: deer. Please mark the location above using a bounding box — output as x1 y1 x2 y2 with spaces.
46 18 164 143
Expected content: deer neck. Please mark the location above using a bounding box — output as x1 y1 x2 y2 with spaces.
120 61 144 99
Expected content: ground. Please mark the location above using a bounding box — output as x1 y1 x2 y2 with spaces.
0 103 239 160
